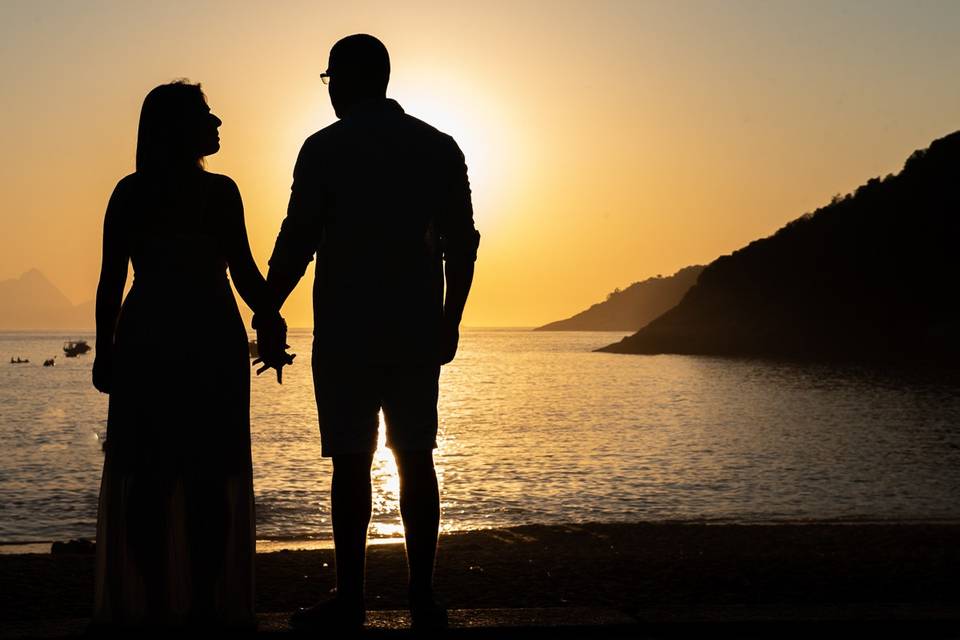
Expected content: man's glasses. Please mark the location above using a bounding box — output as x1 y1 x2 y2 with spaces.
320 72 331 85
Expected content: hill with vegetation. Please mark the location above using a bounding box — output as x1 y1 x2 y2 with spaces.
599 131 960 361
535 266 704 331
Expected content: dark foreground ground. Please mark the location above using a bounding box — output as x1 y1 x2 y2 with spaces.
2 522 960 638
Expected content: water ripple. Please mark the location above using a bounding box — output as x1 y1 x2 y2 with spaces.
2 330 960 543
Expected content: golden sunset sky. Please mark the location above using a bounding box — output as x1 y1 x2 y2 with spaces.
2 1 959 327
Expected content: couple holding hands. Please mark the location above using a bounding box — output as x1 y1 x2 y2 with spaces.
92 33 479 632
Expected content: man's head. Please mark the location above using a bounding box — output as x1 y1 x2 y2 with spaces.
325 34 390 118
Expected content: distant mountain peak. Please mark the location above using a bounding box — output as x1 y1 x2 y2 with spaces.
18 267 49 282
0 268 91 330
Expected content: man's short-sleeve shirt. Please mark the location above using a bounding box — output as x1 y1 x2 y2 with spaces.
269 98 480 363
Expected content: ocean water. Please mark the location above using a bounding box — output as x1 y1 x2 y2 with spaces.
2 329 960 549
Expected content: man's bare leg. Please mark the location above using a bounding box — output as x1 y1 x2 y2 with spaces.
332 452 375 607
291 451 372 629
394 449 442 616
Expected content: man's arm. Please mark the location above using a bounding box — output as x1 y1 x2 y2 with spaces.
255 141 324 377
436 137 481 364
264 141 324 311
442 260 474 328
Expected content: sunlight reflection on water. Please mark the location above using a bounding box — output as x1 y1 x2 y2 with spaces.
370 413 404 540
3 329 960 545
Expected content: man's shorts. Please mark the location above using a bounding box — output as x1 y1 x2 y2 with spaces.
312 356 441 457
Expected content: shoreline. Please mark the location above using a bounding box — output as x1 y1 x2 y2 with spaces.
3 520 959 625
0 536 408 556
7 515 960 556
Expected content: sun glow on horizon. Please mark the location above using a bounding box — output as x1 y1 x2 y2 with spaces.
395 68 524 232
2 2 960 329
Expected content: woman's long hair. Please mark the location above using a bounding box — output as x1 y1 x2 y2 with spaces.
135 80 207 173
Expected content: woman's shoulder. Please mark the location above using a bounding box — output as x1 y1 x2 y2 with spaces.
112 172 140 194
201 172 243 214
200 172 244 221
106 173 141 211
202 171 241 197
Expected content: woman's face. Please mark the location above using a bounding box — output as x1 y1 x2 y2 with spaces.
194 100 222 157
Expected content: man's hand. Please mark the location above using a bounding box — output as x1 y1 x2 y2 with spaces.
253 311 296 383
437 319 460 365
439 256 474 366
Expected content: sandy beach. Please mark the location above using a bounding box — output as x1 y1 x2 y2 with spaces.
2 521 960 632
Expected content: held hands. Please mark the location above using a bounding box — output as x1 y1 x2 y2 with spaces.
252 311 296 383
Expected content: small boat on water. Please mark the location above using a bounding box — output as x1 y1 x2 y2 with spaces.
9 357 30 364
248 340 259 359
43 358 56 367
63 340 92 358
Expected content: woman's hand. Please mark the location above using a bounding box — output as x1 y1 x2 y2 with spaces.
92 355 113 394
253 311 296 383
437 319 460 365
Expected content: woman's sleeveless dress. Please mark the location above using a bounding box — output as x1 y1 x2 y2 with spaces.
93 174 255 628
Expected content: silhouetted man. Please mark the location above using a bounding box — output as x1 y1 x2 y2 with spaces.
256 34 479 631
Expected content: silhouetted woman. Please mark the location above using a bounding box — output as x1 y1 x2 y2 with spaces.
92 81 275 629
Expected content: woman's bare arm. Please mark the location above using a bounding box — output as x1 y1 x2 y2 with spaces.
93 179 132 393
220 176 273 315
219 176 294 381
